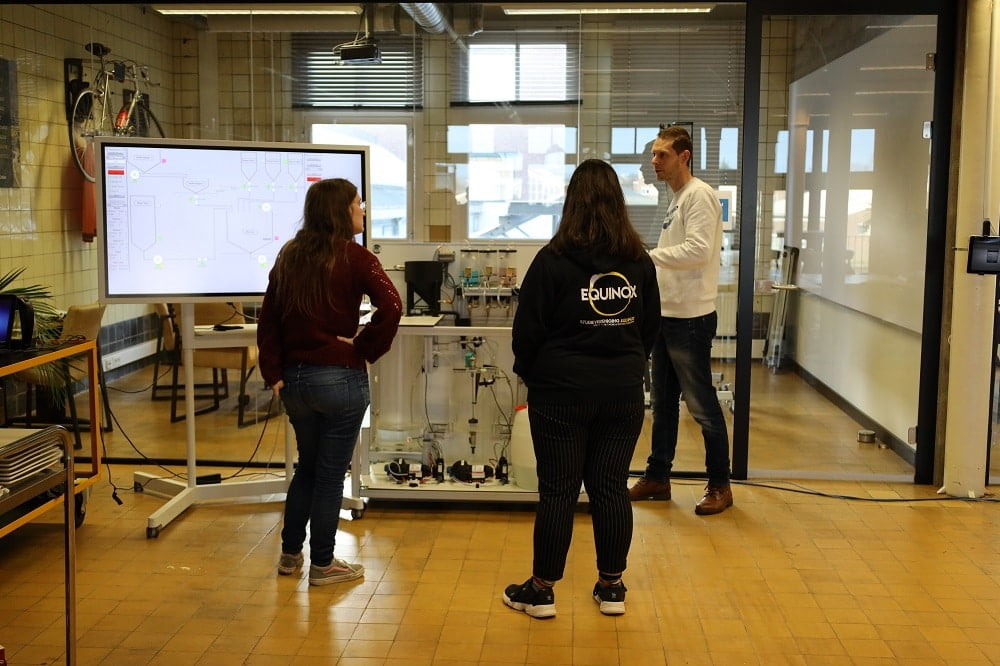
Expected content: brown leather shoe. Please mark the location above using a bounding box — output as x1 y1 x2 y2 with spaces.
628 477 671 501
695 484 733 515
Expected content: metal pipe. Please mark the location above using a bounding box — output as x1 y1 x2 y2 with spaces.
398 3 450 35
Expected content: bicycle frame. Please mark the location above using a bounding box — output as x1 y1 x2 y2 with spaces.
69 43 164 181
89 58 125 133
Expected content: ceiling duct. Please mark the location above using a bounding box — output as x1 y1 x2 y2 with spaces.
399 3 453 35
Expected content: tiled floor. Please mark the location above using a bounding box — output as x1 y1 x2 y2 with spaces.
2 365 999 664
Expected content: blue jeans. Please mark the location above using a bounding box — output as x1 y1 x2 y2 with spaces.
279 363 369 567
646 312 731 486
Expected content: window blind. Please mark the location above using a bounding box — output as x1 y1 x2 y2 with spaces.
291 33 423 108
610 19 745 182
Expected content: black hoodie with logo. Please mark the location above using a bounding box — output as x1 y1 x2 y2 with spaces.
512 245 660 404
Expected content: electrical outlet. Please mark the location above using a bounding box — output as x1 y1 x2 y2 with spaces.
103 354 122 371
429 422 448 434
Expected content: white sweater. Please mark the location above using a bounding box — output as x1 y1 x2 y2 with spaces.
647 176 722 318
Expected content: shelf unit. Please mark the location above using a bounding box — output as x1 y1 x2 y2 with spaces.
0 338 102 666
0 427 77 664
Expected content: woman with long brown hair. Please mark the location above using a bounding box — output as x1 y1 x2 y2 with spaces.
503 159 659 617
258 177 401 585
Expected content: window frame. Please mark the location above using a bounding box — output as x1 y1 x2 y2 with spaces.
294 110 424 241
446 103 581 242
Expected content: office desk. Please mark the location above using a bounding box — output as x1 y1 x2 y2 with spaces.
134 304 365 537
133 305 293 538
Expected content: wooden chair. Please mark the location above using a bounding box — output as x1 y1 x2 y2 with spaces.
10 303 112 449
153 302 258 427
150 303 225 407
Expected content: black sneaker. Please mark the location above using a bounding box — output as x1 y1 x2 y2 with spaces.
503 578 556 618
592 581 627 615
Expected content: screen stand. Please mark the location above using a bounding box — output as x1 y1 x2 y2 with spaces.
133 303 364 538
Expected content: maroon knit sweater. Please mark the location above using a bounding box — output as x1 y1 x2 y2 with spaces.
257 241 402 386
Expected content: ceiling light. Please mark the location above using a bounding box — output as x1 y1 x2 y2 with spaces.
152 4 361 16
502 3 715 15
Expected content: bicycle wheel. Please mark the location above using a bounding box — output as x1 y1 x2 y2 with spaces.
68 88 105 182
132 101 165 138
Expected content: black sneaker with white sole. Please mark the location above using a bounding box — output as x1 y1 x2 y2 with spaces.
503 578 556 618
593 581 627 615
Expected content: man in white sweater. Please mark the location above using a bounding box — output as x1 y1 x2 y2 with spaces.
628 125 733 515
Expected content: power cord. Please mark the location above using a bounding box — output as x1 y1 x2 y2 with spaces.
219 393 280 481
642 476 1000 503
98 377 282 502
105 364 174 395
734 478 1000 503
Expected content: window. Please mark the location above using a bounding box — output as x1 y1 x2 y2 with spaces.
449 122 575 239
609 19 745 245
452 34 579 104
719 128 739 170
847 189 873 273
775 130 788 174
292 34 423 108
311 122 410 239
850 128 875 171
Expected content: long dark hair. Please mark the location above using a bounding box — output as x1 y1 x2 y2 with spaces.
549 158 647 260
272 178 357 316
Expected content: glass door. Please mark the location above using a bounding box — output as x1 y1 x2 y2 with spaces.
736 5 954 481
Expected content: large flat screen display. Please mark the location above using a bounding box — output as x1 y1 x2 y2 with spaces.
95 136 369 303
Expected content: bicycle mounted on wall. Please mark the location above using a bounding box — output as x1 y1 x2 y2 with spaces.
66 42 165 182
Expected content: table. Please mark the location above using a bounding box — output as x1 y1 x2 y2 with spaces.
133 304 297 537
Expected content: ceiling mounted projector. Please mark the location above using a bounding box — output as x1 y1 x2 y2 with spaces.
339 40 381 64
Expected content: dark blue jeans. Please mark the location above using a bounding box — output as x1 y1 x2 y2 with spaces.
645 312 731 486
279 363 369 567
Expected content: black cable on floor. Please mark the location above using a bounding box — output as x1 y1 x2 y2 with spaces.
733 478 1000 503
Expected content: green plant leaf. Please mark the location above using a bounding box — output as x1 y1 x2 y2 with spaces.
1 266 74 412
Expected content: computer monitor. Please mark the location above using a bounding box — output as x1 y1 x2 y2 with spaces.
0 294 14 347
0 294 33 349
967 235 1000 275
94 136 370 304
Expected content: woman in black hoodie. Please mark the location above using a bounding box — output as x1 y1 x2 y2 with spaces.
502 159 660 619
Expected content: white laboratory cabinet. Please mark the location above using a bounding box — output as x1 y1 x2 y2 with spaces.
350 323 541 506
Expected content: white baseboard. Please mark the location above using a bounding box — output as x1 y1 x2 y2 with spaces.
102 340 159 372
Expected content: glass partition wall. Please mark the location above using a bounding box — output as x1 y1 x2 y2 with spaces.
37 3 951 477
98 3 757 466
746 14 940 480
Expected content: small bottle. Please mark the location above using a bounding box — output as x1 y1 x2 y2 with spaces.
0 644 8 666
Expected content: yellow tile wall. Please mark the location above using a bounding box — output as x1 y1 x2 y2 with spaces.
0 3 177 327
